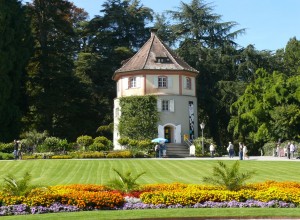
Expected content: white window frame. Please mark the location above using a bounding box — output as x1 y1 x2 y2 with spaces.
159 99 175 112
186 77 192 90
162 100 169 111
158 76 167 88
129 76 137 88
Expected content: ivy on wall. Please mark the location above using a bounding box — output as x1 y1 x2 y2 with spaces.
119 95 159 140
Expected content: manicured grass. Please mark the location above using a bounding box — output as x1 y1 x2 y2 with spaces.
1 158 300 219
0 159 299 186
1 208 300 219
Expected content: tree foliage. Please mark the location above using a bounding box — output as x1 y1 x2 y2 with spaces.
107 168 145 193
202 161 256 191
0 0 32 141
229 69 300 150
1 171 38 196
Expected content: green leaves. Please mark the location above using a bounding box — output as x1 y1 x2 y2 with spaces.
107 168 146 193
119 95 159 140
202 161 255 191
1 171 37 196
229 68 300 145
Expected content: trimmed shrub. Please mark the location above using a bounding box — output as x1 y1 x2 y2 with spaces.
118 137 130 147
89 142 106 151
94 136 113 151
76 135 93 151
69 151 106 159
51 155 73 159
106 150 132 158
0 152 14 160
39 137 66 153
0 142 14 154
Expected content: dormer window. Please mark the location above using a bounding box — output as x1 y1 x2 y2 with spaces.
156 57 171 63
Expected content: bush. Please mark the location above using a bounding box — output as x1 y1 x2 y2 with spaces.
262 142 276 156
0 142 14 154
0 152 14 160
202 161 256 191
69 151 106 159
38 137 68 153
89 142 106 151
51 155 73 159
194 137 218 157
107 168 146 193
76 135 93 151
94 136 113 151
118 137 130 147
106 150 132 158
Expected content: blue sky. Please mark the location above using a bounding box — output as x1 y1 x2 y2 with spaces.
72 0 300 51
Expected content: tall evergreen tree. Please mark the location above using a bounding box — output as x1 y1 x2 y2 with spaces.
283 37 300 76
0 0 32 141
24 0 89 140
75 0 153 131
167 0 244 145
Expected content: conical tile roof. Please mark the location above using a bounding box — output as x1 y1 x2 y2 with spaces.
113 29 198 79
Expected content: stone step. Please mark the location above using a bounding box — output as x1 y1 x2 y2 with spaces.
166 143 190 158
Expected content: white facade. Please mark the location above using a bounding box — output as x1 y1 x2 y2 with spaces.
113 73 198 149
112 29 198 150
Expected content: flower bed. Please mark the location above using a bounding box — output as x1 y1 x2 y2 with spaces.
0 181 299 216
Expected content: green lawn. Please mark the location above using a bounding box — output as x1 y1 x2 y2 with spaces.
1 208 300 219
0 159 299 186
0 158 300 219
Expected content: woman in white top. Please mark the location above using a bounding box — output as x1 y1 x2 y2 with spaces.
209 143 215 158
243 144 249 159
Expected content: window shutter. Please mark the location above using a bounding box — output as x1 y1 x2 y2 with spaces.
168 76 172 88
158 125 164 138
136 76 141 88
183 77 187 89
153 76 158 88
157 99 162 112
123 78 128 90
169 99 175 112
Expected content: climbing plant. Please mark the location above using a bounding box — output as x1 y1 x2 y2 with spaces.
119 95 159 140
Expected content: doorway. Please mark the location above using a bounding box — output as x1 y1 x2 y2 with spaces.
164 126 172 143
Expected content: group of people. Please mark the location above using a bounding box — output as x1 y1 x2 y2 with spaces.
275 142 297 159
13 139 22 160
226 141 249 160
154 142 167 158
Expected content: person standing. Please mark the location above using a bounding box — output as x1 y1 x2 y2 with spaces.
209 143 215 158
227 142 234 158
287 142 291 159
162 143 167 158
239 142 243 160
13 140 19 160
154 144 160 158
290 142 295 159
243 144 249 159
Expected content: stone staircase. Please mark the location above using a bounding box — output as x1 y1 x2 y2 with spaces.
166 143 190 158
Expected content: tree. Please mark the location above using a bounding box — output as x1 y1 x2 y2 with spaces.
203 161 255 191
24 0 89 140
283 37 300 76
0 0 32 142
165 0 245 146
77 0 154 134
229 69 300 150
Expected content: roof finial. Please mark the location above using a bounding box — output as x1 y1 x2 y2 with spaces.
150 28 158 36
